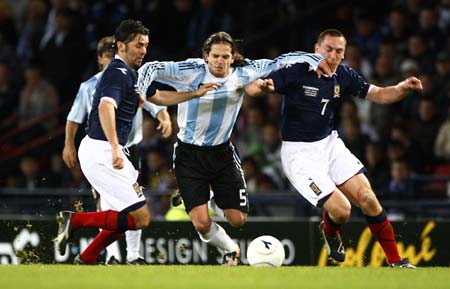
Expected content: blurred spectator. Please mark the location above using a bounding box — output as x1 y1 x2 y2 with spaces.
410 98 443 170
246 142 283 189
186 0 232 53
138 116 171 158
434 106 450 162
0 0 18 46
19 63 59 129
241 156 275 193
434 51 450 116
381 7 411 55
406 33 434 73
144 150 175 191
438 0 450 31
365 141 390 192
39 7 86 103
14 155 45 190
16 0 48 68
342 42 373 78
353 12 382 63
389 124 425 173
418 6 446 53
337 99 378 141
261 121 282 176
0 61 19 128
368 54 400 136
340 117 370 162
386 158 412 199
241 106 264 148
39 0 67 49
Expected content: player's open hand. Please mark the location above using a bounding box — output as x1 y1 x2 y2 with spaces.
62 144 77 168
157 119 172 138
194 82 222 97
112 146 124 169
317 59 332 78
400 76 423 91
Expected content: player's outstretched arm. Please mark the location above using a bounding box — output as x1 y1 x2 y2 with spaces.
62 121 80 168
245 79 275 97
366 76 423 104
144 82 221 106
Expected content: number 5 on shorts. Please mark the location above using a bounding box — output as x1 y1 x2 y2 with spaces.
239 189 247 206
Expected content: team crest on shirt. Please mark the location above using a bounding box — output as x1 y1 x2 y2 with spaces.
333 85 340 98
235 83 244 93
133 182 144 198
309 181 322 196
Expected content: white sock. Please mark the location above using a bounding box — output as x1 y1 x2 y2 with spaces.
105 241 121 261
125 229 142 262
198 222 239 254
208 198 226 221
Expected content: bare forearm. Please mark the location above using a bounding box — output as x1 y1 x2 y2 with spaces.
65 121 79 146
149 90 199 106
156 109 170 122
367 77 422 104
367 84 407 104
98 101 120 146
245 82 264 96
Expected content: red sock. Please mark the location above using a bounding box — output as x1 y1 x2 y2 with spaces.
80 230 124 263
366 214 401 264
71 210 136 231
322 210 342 237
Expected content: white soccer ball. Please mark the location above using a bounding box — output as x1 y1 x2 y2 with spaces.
246 235 285 267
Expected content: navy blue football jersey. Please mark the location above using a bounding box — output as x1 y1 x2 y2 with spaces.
87 58 156 145
268 63 370 142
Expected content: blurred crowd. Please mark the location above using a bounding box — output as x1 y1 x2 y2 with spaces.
2 0 450 214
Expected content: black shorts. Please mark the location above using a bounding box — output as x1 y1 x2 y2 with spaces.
174 139 249 213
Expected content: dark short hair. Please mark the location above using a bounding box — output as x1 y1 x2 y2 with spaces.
202 32 245 67
97 35 114 57
114 19 149 50
317 29 345 45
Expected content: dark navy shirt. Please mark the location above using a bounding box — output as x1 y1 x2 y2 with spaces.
87 58 156 145
268 63 370 142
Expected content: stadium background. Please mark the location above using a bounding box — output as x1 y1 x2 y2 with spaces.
0 0 450 266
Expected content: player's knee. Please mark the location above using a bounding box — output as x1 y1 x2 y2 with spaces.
333 206 351 224
358 189 380 212
193 217 212 234
227 213 247 228
134 211 151 229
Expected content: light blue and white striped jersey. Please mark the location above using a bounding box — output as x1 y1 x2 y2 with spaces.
137 52 324 146
67 70 166 147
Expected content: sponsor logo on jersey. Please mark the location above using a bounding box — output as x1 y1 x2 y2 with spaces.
303 85 319 97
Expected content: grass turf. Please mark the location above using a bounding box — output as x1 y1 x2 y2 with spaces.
1 265 449 289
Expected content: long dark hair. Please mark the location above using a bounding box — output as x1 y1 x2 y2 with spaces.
202 32 245 67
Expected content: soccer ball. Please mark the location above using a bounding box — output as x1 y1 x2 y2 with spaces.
246 235 285 267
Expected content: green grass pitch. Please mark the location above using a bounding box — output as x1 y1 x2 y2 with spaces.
1 265 449 289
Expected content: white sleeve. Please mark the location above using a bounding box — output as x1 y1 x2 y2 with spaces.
245 52 324 80
67 82 89 123
137 59 205 94
143 101 166 118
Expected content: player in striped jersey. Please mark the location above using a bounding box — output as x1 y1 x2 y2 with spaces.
62 35 171 265
137 32 331 265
